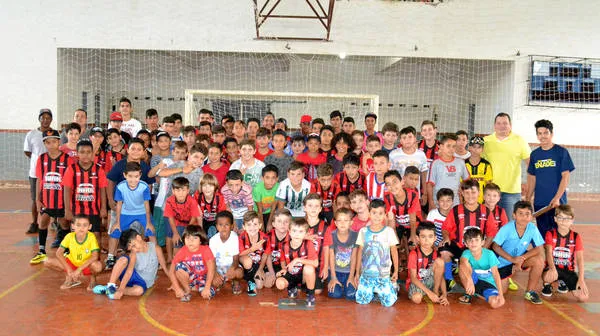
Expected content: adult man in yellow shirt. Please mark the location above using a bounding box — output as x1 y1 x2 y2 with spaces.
483 113 531 222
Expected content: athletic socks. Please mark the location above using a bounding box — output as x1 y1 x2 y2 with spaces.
39 229 48 253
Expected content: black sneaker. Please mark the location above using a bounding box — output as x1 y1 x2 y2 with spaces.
105 257 116 270
26 223 39 234
525 290 543 304
557 280 568 294
247 281 257 296
541 284 553 297
306 293 316 307
288 287 298 299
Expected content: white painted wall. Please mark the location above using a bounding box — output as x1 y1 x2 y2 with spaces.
3 0 600 145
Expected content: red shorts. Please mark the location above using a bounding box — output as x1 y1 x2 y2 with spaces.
66 258 92 276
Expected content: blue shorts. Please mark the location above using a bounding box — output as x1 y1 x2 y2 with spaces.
110 214 154 239
118 256 148 293
166 225 186 248
471 272 499 302
356 275 397 307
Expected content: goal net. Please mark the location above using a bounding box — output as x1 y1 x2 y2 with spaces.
184 90 379 131
0 48 591 197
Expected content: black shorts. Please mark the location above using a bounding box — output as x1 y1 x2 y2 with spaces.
322 211 334 225
438 241 465 259
474 279 499 301
396 226 410 241
557 268 579 291
41 208 65 219
498 264 529 280
282 271 303 289
272 264 282 274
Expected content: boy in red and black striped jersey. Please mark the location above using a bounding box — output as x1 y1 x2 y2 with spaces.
483 183 508 230
264 209 291 288
106 128 127 168
275 218 319 307
30 130 72 264
304 193 335 294
383 170 421 271
407 222 448 305
63 140 108 250
418 120 440 167
440 179 498 285
310 163 339 224
90 127 109 171
238 211 269 296
195 174 227 238
541 205 589 301
333 153 365 194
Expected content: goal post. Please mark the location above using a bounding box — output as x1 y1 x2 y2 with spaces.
184 89 380 130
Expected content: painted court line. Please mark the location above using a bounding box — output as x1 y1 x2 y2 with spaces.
541 301 598 336
400 301 434 336
0 269 45 300
513 279 597 335
139 287 187 336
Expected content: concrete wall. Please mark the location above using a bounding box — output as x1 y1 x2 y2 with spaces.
3 0 600 133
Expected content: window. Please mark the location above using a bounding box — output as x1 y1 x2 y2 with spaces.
530 60 600 104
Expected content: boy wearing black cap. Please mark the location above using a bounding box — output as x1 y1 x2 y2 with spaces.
30 130 72 264
24 108 53 234
465 136 493 204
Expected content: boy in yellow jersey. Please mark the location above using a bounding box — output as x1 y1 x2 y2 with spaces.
45 215 103 290
465 137 493 204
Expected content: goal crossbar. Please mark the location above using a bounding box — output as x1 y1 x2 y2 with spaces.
184 89 379 126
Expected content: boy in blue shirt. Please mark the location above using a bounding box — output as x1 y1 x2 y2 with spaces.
106 161 156 269
526 119 575 238
459 227 504 308
492 201 545 304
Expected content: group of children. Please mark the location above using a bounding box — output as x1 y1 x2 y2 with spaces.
29 106 589 309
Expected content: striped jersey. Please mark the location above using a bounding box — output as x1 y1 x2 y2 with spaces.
310 180 340 215
36 152 71 210
418 139 440 166
365 172 387 200
465 157 493 204
62 162 108 216
333 171 366 194
275 178 311 218
384 189 420 228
